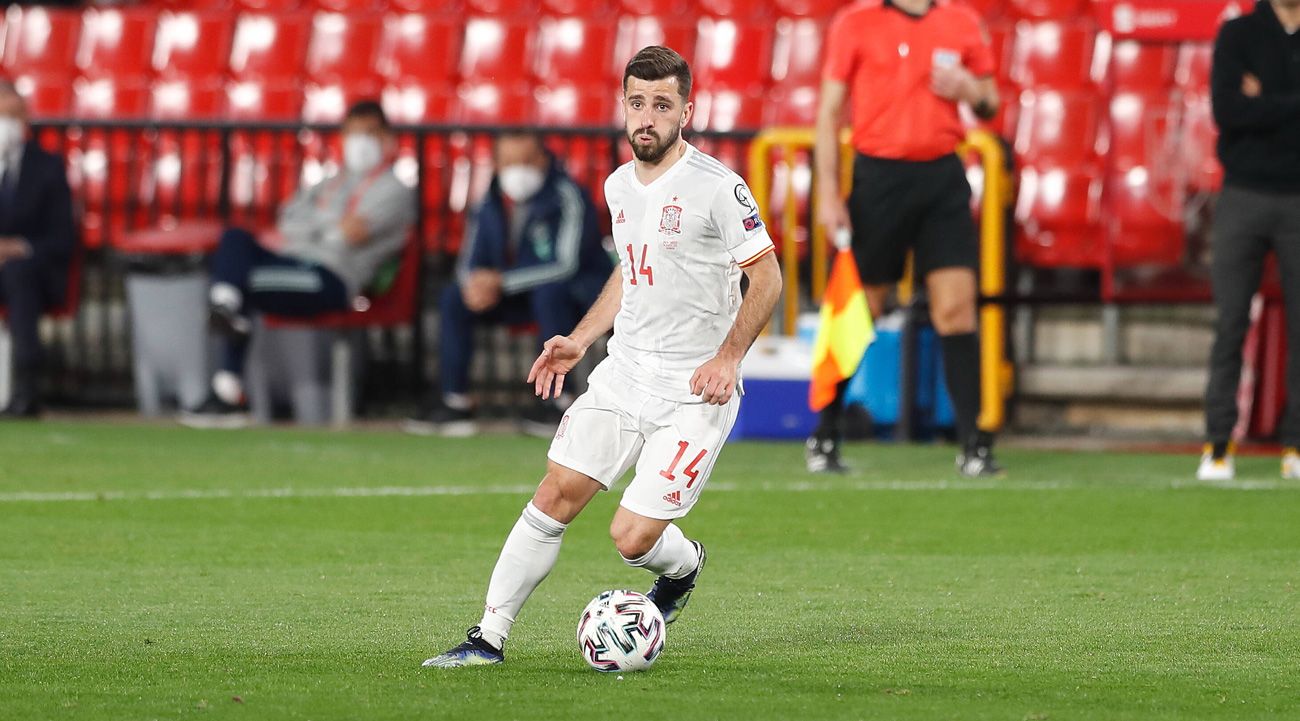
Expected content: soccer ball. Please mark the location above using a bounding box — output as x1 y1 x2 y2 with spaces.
576 590 666 672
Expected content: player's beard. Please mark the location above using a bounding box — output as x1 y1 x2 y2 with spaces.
627 122 681 164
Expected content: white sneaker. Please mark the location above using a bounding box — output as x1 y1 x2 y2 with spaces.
1196 444 1235 482
1282 448 1300 480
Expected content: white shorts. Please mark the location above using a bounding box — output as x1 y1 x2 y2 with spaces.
547 364 740 520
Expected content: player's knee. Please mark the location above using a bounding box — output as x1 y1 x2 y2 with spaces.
931 298 976 334
610 520 659 561
531 475 578 523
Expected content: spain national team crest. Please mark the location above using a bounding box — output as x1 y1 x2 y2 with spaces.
659 204 682 236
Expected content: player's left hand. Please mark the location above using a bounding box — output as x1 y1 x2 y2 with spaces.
690 355 739 406
930 65 977 104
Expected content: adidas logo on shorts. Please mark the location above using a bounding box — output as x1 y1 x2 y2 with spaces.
662 490 681 507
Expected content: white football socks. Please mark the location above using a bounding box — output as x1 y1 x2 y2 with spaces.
212 371 244 405
209 282 242 312
477 502 567 650
621 523 700 579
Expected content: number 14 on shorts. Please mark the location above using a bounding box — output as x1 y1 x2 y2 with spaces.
659 441 708 488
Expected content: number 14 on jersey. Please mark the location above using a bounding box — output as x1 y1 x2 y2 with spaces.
625 244 654 286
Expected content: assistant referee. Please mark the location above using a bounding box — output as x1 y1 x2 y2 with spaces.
807 0 1002 476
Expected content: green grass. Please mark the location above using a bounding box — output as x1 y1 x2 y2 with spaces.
1 422 1297 720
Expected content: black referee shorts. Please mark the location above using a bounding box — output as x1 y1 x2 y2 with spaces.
847 152 979 286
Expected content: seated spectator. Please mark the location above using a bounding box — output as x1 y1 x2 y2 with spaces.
406 131 612 437
0 81 75 419
182 100 416 428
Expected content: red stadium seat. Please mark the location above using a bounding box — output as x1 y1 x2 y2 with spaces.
541 0 615 14
460 17 531 83
764 83 818 127
382 81 455 123
1174 41 1212 90
12 74 73 117
226 79 303 120
378 14 461 84
692 83 766 131
614 15 697 75
773 0 848 17
1179 90 1221 192
1013 89 1102 165
695 18 774 86
233 0 304 10
71 77 150 118
151 79 224 119
1103 38 1176 90
77 8 157 80
987 20 1015 84
1008 20 1098 89
534 16 617 82
456 81 533 124
303 80 383 123
535 83 617 126
771 17 826 87
3 7 82 76
306 13 384 84
697 0 773 17
153 11 236 82
1105 167 1184 266
1015 163 1104 267
389 0 461 11
616 0 695 14
1103 91 1176 171
312 0 381 11
465 0 539 15
230 12 312 82
1005 0 1084 19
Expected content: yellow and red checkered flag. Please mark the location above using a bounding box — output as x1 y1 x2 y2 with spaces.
809 235 874 412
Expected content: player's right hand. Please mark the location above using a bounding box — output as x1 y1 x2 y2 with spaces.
528 335 587 400
817 194 851 236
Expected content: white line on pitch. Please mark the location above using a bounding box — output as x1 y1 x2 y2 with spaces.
0 477 1291 504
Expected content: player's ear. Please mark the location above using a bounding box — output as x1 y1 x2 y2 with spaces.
681 100 692 129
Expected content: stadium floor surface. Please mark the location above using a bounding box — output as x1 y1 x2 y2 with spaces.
2 422 1297 720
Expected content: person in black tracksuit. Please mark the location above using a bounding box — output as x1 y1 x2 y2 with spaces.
1198 0 1300 480
407 132 612 438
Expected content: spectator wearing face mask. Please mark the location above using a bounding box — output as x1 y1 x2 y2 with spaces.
405 131 612 438
181 100 416 429
0 81 76 419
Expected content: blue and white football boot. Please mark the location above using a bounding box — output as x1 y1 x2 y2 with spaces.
422 626 504 668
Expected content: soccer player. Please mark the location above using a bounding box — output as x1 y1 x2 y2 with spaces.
423 46 782 668
806 0 1003 476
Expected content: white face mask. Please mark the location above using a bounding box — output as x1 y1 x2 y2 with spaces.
343 133 383 174
498 164 546 202
0 118 25 154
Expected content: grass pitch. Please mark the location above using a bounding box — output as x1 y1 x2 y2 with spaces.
1 422 1297 720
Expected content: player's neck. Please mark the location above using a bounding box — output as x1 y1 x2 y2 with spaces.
633 140 689 186
889 0 933 15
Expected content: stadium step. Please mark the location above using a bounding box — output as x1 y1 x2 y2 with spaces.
1011 305 1212 438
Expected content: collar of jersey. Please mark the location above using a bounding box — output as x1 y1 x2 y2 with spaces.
632 142 695 193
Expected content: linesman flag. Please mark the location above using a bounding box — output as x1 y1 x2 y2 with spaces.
809 230 874 411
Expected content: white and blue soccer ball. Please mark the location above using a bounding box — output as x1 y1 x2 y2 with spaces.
576 590 666 672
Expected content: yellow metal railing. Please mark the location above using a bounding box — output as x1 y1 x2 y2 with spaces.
747 127 1013 431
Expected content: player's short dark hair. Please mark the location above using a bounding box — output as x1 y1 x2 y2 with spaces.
623 46 692 102
344 99 390 129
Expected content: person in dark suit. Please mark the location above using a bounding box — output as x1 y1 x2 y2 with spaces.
0 81 76 418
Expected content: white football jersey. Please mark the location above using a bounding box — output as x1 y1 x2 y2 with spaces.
599 143 775 403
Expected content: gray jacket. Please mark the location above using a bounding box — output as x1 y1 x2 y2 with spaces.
277 165 417 296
